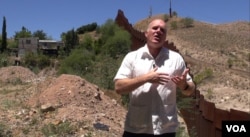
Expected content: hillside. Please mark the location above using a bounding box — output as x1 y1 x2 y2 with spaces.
0 16 249 136
135 16 250 112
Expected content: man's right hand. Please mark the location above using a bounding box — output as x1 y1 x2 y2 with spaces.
147 67 170 85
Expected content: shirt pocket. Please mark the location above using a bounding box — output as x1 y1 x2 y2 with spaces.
126 105 151 129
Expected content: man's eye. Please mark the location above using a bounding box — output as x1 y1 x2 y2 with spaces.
152 27 158 30
160 28 166 33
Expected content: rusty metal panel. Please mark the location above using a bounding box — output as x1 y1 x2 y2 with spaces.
215 128 222 137
195 90 200 106
194 109 201 137
203 100 215 121
199 95 204 111
203 118 215 137
214 108 229 129
181 92 250 137
229 109 250 120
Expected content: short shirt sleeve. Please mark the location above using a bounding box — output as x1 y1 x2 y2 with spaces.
114 51 136 81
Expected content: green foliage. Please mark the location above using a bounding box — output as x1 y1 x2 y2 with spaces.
81 34 94 51
172 11 178 17
58 19 131 91
0 122 12 137
170 21 178 30
85 55 122 89
76 22 97 34
121 94 129 108
0 52 9 67
99 19 116 42
180 17 194 28
36 54 51 69
80 19 131 89
14 26 32 40
41 121 76 136
103 29 131 58
176 126 189 137
58 49 93 76
23 52 51 71
61 29 79 55
32 30 48 40
1 16 7 53
176 88 194 110
194 68 213 85
163 14 169 22
100 19 131 58
7 40 18 49
1 99 19 109
206 88 213 99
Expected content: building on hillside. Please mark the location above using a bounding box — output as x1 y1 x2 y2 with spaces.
18 37 39 57
18 37 64 57
38 40 64 56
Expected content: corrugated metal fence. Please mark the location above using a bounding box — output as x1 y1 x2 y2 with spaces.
180 90 250 137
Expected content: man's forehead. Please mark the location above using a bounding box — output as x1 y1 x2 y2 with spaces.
149 20 166 27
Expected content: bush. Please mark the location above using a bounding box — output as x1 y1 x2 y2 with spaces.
58 49 93 76
194 68 213 85
171 21 178 30
0 53 10 67
23 52 51 70
180 17 194 28
41 121 76 136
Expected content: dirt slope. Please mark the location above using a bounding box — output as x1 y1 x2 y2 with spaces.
0 66 126 137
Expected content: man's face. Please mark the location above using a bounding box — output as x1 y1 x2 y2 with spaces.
145 20 167 48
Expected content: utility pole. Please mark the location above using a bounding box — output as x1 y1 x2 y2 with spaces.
169 0 172 18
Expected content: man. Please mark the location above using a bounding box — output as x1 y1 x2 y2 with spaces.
114 19 195 137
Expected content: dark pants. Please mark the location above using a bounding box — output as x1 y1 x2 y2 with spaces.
123 131 176 137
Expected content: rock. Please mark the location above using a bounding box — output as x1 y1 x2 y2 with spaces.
41 103 55 113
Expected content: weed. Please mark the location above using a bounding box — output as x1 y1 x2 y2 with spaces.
41 121 76 136
0 122 12 137
1 99 19 109
206 88 213 99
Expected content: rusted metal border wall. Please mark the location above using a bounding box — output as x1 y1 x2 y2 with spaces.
180 90 250 137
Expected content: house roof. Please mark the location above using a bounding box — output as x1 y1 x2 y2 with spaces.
39 40 58 43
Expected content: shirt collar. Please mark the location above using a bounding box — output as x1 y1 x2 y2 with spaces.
141 44 169 60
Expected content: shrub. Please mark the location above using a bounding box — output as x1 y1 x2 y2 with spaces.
23 52 51 72
0 122 12 137
58 49 93 76
180 17 194 28
171 21 178 30
41 121 76 136
194 68 213 85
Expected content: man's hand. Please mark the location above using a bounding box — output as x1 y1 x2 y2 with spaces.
148 67 171 85
171 68 189 90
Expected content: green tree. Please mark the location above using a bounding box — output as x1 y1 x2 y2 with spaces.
80 34 93 51
32 30 48 40
172 11 178 17
103 29 131 58
14 26 32 40
62 29 79 55
99 19 131 58
1 16 7 52
58 49 93 76
76 22 97 34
